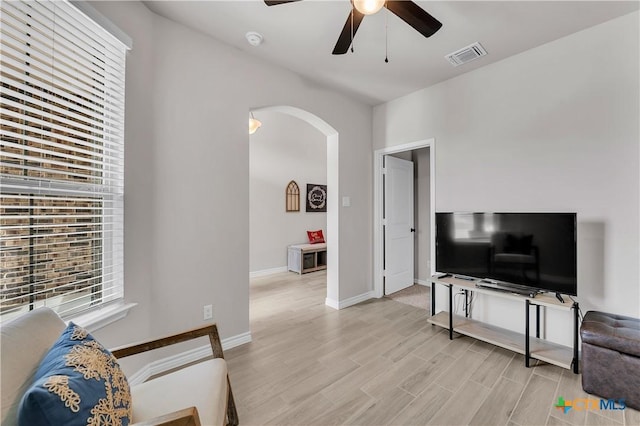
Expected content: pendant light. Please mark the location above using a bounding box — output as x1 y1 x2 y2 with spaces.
249 112 262 135
352 0 385 15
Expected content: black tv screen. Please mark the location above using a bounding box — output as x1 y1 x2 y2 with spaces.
435 212 577 296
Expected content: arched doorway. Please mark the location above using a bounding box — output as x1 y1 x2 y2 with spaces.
250 105 340 307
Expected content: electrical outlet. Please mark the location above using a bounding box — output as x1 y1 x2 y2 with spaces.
203 304 213 320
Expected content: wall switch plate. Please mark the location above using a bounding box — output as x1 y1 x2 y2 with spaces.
203 304 213 320
342 196 351 207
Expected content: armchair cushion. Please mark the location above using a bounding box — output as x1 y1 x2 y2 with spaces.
1 307 66 425
130 359 227 426
18 322 132 426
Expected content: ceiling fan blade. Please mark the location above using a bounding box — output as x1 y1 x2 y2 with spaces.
332 9 365 55
264 0 302 6
386 1 442 38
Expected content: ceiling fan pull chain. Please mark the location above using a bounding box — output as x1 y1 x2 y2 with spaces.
384 2 389 63
350 7 354 53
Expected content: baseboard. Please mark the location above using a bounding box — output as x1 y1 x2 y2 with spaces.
325 291 375 310
325 297 339 309
414 279 431 287
249 266 288 278
127 331 252 386
222 331 253 350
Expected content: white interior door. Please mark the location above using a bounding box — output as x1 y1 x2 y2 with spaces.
384 155 414 295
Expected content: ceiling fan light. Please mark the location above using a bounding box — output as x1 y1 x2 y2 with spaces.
249 117 262 134
353 0 385 15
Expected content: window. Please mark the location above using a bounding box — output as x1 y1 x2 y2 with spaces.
1 0 128 323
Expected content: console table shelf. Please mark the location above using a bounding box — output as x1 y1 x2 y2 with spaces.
429 275 579 373
428 311 574 369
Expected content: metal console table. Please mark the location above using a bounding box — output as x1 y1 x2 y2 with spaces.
429 275 579 374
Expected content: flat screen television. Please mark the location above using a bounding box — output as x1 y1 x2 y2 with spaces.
435 212 577 296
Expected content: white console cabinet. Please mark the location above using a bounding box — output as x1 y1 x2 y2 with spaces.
287 243 327 274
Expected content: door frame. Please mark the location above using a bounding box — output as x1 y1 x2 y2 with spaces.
373 139 436 298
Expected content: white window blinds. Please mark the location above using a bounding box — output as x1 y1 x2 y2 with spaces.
1 0 127 322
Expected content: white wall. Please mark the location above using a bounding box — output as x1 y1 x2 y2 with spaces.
374 12 639 345
250 111 327 272
90 1 372 373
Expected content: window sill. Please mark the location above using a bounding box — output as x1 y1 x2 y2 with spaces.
67 302 137 333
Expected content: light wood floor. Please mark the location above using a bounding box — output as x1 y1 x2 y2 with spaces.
225 272 639 425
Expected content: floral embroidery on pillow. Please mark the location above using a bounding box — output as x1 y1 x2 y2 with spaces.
44 375 81 412
65 342 112 380
70 325 89 341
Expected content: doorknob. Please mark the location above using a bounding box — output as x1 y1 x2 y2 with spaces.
410 228 415 232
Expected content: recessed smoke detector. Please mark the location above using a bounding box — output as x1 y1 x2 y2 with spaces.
245 31 264 47
445 42 487 67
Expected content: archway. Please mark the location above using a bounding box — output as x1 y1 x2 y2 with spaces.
250 105 340 308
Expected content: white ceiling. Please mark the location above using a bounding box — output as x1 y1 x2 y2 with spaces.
144 1 640 105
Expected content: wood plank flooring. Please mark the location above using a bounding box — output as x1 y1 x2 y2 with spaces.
225 272 638 425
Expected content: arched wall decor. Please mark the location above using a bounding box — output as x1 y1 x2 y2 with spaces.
286 180 300 212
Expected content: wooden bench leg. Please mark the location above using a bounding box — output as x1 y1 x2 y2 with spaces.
226 376 239 426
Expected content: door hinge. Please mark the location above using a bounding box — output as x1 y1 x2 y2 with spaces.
382 167 387 175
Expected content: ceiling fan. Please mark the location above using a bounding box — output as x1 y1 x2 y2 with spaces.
264 0 442 55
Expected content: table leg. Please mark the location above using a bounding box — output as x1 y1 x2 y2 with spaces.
464 290 469 318
573 302 579 374
431 282 436 318
525 299 531 368
449 284 453 340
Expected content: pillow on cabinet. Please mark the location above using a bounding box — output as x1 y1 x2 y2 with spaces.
307 230 325 244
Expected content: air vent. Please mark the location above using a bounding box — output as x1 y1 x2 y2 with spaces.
445 42 487 67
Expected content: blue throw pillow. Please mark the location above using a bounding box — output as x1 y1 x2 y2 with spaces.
18 322 131 426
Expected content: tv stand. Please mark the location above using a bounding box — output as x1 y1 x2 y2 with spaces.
429 275 579 374
555 292 566 303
